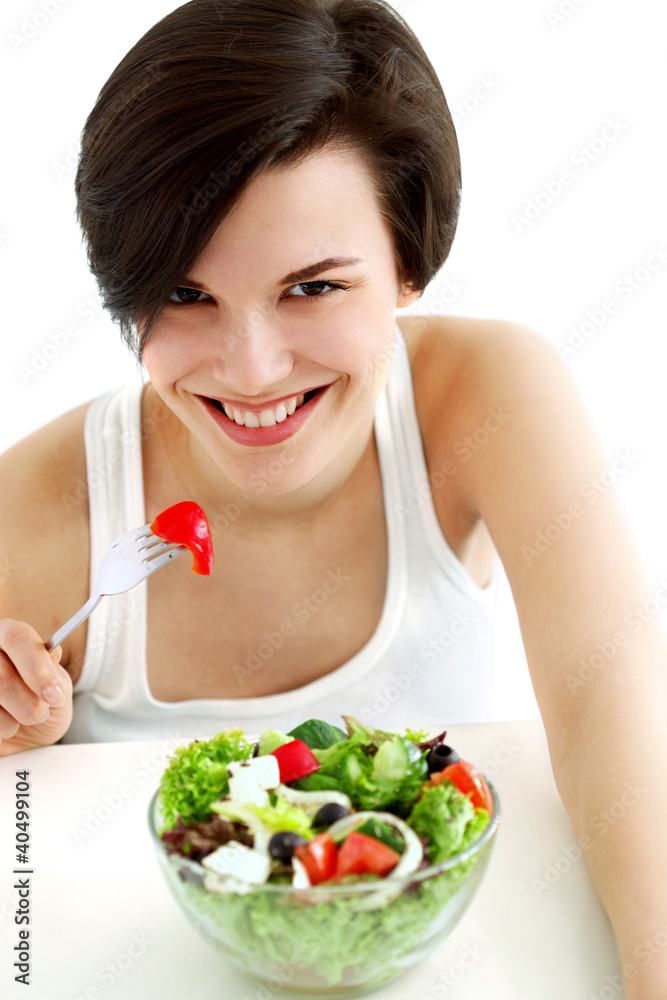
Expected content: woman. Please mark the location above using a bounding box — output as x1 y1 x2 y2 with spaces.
0 1 665 994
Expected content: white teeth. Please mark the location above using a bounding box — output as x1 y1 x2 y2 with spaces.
216 391 312 428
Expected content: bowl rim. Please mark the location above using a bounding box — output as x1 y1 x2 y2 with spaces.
147 769 501 896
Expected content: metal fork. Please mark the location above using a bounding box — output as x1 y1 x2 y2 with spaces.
45 524 187 651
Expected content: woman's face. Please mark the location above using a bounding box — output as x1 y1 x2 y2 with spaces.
141 145 420 502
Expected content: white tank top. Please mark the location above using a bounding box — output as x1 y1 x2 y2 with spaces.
61 321 501 744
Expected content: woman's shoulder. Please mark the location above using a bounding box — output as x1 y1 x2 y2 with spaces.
397 311 550 382
397 312 563 515
397 312 558 428
0 398 94 508
398 312 590 522
0 400 95 662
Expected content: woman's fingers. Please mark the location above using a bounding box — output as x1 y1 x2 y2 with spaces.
42 645 66 706
0 619 73 747
0 704 21 740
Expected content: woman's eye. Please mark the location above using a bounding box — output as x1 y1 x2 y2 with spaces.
168 287 212 305
285 280 347 300
167 280 347 306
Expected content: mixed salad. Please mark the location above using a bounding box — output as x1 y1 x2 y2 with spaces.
158 716 492 895
154 717 496 988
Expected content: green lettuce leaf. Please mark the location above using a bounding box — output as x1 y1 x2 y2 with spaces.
403 726 429 742
257 729 293 755
251 797 314 839
159 729 253 830
295 729 427 816
408 782 486 864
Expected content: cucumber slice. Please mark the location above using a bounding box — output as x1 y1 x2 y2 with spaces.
341 752 363 783
257 729 293 755
371 737 410 782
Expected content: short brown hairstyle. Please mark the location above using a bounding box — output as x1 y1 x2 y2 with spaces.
74 0 461 361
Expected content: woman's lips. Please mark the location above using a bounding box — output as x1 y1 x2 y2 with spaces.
199 383 331 447
210 385 324 412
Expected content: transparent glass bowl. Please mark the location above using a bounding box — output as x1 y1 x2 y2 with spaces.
148 779 500 999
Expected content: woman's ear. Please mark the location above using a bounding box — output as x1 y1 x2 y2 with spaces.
396 283 422 308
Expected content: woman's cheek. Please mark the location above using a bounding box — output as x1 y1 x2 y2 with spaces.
142 319 204 381
344 328 396 393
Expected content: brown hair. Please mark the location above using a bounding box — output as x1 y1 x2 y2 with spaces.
74 0 461 362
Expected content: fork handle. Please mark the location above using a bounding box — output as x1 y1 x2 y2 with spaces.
45 594 103 652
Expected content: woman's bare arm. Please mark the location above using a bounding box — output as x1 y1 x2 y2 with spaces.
0 404 91 752
441 319 667 999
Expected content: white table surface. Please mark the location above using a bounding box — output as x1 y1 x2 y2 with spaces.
0 720 624 1000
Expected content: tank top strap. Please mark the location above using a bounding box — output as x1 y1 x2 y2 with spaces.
388 321 500 603
75 383 148 694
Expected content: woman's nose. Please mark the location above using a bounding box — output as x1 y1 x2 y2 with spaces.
208 312 294 391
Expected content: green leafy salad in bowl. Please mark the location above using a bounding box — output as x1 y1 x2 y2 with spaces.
148 716 501 998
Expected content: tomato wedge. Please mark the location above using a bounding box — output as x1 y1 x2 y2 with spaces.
150 501 214 575
271 739 321 783
334 832 400 880
294 832 337 884
429 760 493 813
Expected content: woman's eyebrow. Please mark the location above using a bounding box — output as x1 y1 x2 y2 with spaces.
182 257 365 292
279 257 365 284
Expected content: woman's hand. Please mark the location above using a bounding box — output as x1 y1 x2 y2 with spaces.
0 620 73 754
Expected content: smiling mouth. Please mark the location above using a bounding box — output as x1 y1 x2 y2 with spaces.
207 387 322 416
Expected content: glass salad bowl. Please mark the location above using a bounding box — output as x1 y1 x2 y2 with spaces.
148 777 501 999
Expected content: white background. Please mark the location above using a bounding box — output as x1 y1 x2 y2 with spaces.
2 0 666 719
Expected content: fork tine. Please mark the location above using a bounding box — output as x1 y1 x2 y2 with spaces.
135 524 156 540
141 539 187 560
139 536 173 554
143 547 186 575
110 523 154 549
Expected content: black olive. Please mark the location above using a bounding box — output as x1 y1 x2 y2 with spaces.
268 831 308 861
427 744 460 773
313 802 351 827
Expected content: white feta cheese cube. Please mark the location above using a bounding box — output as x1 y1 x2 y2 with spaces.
202 841 271 884
227 772 270 807
227 755 281 789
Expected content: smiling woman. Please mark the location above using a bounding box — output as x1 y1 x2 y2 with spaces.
1 4 667 995
0 0 474 742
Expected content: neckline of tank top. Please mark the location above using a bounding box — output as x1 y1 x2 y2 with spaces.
135 319 498 716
